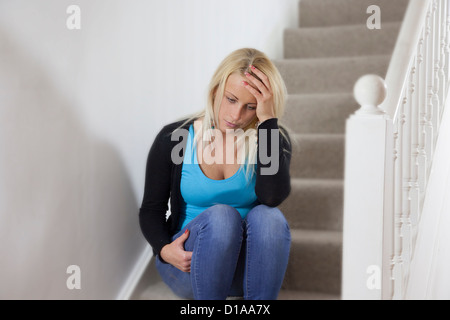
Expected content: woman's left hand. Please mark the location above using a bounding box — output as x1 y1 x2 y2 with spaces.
242 65 276 124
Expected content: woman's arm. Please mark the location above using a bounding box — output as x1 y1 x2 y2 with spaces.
139 127 173 256
242 65 291 207
255 118 291 207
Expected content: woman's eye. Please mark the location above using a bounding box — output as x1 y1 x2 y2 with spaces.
227 97 236 103
247 105 256 110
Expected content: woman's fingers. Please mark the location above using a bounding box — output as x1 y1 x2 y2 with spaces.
248 65 273 93
242 65 276 122
242 80 262 99
172 249 191 273
178 230 192 272
178 228 190 244
243 65 273 103
180 251 192 272
184 251 192 261
161 230 192 273
244 72 268 96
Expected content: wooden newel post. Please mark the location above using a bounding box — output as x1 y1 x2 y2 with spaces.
342 75 395 300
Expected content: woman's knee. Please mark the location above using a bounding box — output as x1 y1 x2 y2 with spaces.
200 204 243 237
246 205 290 238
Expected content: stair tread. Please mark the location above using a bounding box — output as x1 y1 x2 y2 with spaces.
298 0 409 28
289 135 345 179
284 228 343 294
275 55 390 94
284 22 401 59
283 93 358 134
138 281 186 300
286 93 356 108
286 21 402 32
287 92 354 99
292 133 346 139
281 178 344 231
275 54 391 63
277 53 391 63
290 177 344 185
137 280 340 300
290 228 343 245
277 289 340 300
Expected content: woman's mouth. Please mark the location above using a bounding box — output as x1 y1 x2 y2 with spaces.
225 120 238 128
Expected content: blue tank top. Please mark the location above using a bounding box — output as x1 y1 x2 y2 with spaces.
178 124 258 231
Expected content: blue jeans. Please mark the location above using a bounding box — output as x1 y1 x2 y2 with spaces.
155 204 291 300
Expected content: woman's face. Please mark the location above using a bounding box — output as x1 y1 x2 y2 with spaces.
216 73 258 133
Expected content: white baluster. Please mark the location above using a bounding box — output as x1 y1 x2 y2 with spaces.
410 56 420 260
446 0 450 82
418 27 428 216
426 3 435 168
393 101 404 300
401 79 412 296
439 0 447 111
432 0 441 143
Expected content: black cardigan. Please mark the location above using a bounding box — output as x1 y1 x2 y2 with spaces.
139 117 292 256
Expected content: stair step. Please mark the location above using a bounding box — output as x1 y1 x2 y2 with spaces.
280 178 343 231
299 0 409 27
137 281 341 300
290 134 345 179
135 258 341 300
277 289 340 300
274 55 390 94
284 22 401 59
283 229 342 295
139 280 186 300
282 93 358 134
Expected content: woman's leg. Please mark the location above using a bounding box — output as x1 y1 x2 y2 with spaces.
155 250 193 299
156 204 243 300
244 204 291 300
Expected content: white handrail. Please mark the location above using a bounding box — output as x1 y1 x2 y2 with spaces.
381 0 431 121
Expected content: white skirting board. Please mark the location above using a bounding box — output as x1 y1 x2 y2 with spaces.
116 246 153 300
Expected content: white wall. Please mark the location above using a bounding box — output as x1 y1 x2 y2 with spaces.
0 0 298 299
406 88 450 300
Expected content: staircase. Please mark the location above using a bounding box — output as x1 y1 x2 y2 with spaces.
134 0 410 300
275 0 409 299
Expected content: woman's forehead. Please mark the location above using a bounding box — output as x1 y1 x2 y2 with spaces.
225 73 258 101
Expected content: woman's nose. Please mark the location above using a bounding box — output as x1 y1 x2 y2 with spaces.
230 106 241 121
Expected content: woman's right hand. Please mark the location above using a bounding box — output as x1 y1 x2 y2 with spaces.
160 229 193 273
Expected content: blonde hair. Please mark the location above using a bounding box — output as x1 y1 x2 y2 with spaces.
176 48 291 180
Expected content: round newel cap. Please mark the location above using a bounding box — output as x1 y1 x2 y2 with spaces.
353 74 387 116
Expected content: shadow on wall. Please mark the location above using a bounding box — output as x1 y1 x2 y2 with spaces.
0 26 142 299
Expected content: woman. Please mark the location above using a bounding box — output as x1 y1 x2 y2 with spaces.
139 48 292 300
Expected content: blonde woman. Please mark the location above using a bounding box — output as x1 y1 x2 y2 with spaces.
139 48 292 300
